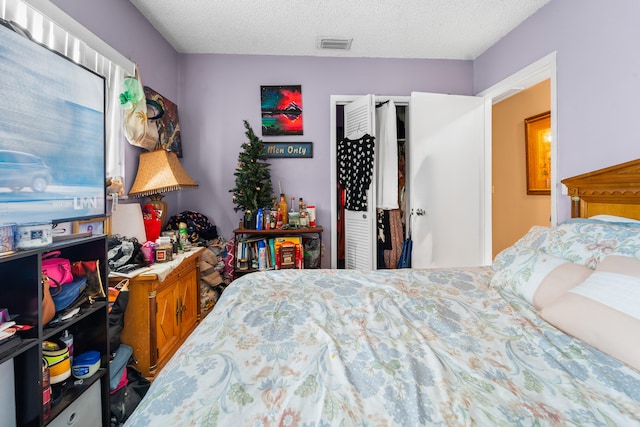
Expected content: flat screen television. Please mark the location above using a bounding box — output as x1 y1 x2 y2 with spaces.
0 19 106 226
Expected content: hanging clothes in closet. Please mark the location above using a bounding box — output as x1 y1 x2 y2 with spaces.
337 134 375 211
375 100 398 210
375 100 403 268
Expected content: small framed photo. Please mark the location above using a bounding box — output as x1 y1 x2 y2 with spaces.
74 217 111 235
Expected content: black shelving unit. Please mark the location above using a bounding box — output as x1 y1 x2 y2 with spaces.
0 235 109 426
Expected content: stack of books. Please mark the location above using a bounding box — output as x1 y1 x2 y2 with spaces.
236 236 304 271
0 316 21 357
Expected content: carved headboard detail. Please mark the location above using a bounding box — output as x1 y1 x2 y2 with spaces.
561 158 640 220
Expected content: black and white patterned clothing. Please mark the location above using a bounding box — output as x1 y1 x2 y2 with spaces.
338 134 375 211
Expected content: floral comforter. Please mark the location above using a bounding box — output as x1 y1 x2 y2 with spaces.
125 268 640 426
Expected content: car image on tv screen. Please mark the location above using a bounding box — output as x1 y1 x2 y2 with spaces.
0 150 52 193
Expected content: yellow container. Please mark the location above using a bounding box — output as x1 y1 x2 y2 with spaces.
42 339 71 384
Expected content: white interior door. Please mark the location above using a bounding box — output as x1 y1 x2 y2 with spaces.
343 94 376 270
408 92 490 268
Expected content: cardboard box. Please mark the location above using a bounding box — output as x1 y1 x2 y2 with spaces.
274 236 302 269
279 243 297 269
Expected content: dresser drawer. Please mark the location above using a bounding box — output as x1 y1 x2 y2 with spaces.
48 381 101 427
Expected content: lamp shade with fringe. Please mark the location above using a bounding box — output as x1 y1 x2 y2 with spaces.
128 150 198 225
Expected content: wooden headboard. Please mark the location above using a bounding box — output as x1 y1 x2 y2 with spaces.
562 158 640 220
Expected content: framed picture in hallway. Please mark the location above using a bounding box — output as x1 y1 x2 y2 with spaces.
524 111 551 195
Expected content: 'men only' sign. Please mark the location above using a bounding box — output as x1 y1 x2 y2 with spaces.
264 142 313 158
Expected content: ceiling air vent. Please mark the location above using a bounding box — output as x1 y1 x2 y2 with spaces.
318 37 352 50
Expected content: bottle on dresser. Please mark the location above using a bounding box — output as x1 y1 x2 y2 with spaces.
299 198 308 227
307 205 316 227
270 197 278 230
289 196 299 227
264 208 271 230
256 208 264 230
279 193 288 226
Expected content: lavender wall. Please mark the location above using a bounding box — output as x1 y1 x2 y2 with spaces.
49 1 472 267
59 0 638 264
178 54 473 264
475 0 640 221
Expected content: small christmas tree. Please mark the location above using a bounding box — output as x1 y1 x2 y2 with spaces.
230 120 274 214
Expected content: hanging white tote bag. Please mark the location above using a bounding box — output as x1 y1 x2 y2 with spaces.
121 65 158 151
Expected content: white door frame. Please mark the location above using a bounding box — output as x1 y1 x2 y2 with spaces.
477 52 558 225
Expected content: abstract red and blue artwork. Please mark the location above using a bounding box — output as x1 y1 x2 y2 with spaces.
261 85 303 135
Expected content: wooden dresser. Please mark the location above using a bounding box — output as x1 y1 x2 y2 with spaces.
109 247 204 377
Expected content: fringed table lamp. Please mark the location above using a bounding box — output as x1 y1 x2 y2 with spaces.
128 149 198 225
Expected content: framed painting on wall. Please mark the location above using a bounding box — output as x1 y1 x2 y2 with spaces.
144 86 183 157
524 111 551 195
261 85 303 135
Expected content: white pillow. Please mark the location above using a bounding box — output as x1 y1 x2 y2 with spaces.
539 255 640 371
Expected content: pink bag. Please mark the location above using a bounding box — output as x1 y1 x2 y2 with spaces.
42 250 73 286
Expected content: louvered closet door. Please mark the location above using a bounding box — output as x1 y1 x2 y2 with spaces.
343 94 376 270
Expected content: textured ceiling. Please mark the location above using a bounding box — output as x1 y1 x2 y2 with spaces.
129 0 551 60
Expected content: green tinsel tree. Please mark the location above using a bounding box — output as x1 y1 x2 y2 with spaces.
229 120 274 214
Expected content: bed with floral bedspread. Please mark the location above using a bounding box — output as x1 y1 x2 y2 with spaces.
125 219 640 426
